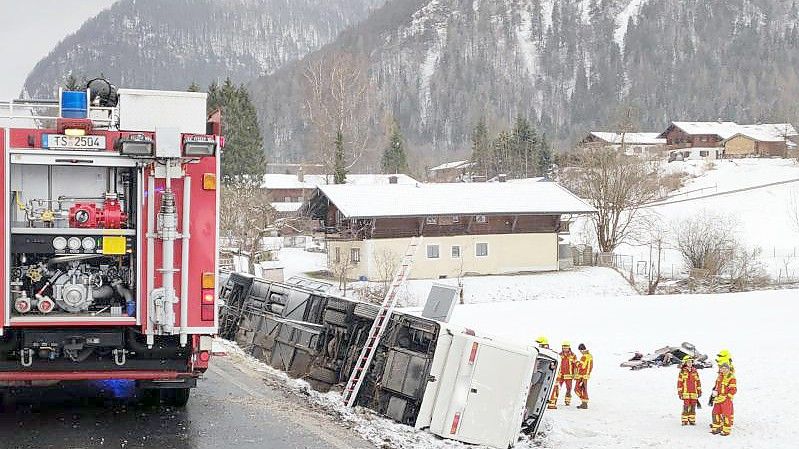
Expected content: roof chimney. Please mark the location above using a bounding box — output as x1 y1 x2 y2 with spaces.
389 175 398 184
498 173 507 183
297 166 304 183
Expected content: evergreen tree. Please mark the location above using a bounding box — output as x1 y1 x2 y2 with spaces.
537 134 553 177
491 130 513 178
64 74 82 91
207 78 267 184
333 130 347 184
511 115 537 178
187 81 201 92
381 121 409 174
470 118 491 180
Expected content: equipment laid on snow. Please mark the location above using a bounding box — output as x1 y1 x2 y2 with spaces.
219 273 558 449
621 342 713 370
0 80 220 404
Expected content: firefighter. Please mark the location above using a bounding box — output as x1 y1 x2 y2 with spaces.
574 343 593 409
535 336 550 350
677 355 701 426
710 361 737 436
548 341 577 409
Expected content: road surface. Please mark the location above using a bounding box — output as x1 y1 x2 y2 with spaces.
0 355 372 449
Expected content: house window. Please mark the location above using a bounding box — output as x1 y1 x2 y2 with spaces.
426 217 438 225
284 196 291 202
334 247 341 263
451 245 461 258
699 150 709 157
452 215 460 223
297 196 304 202
350 248 361 264
475 215 487 223
427 244 440 259
476 242 488 257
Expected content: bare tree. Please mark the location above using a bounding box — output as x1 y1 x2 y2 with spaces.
633 217 668 294
673 212 737 276
303 52 374 181
219 183 276 274
789 189 799 232
329 245 356 296
561 147 661 253
726 245 768 291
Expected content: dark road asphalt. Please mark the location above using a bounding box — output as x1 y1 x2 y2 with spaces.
0 356 372 449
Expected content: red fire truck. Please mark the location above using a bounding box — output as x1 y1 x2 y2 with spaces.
0 79 219 405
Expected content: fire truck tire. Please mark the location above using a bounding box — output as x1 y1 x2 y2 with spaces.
0 391 13 412
138 388 160 406
161 388 191 407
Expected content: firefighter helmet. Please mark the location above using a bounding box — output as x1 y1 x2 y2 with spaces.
535 336 549 346
561 341 571 347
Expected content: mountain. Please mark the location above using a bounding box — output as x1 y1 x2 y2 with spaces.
23 0 384 98
251 0 799 165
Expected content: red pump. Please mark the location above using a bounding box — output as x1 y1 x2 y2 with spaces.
69 198 128 228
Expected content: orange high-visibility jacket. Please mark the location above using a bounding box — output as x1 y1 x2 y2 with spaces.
576 352 593 380
677 366 702 400
713 372 737 404
559 351 578 379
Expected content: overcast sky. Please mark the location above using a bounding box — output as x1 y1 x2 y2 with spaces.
0 0 116 99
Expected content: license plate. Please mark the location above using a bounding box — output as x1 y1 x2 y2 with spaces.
42 134 106 150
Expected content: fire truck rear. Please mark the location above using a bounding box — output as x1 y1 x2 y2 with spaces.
0 79 219 405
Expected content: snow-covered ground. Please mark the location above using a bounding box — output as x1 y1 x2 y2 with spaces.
578 158 799 281
446 288 798 449
395 267 636 306
222 285 798 449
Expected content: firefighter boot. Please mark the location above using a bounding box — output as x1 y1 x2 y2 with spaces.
564 393 572 406
577 402 588 409
710 415 722 435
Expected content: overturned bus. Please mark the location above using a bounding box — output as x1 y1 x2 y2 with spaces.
219 273 557 449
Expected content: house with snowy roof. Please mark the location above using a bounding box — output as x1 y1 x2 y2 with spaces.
723 124 798 158
304 182 596 280
262 172 418 215
428 160 474 182
658 121 741 149
582 132 666 158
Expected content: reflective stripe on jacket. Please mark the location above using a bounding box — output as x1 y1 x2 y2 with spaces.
713 372 737 404
560 351 577 379
576 353 593 380
678 366 702 400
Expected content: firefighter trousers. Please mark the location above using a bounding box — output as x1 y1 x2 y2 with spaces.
548 378 573 407
681 400 697 425
574 378 588 404
711 399 734 435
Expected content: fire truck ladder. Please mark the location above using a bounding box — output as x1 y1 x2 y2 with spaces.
342 237 421 408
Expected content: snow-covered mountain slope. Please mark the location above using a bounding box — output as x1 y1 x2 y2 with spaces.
22 0 384 98
254 0 799 161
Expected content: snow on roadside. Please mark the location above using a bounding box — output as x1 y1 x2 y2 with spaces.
215 338 486 449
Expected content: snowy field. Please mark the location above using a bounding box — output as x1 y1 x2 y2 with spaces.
576 158 799 281
446 289 797 449
395 267 636 306
241 247 798 448
269 248 636 304
222 286 798 449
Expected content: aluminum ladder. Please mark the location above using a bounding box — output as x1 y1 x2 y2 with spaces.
342 237 421 408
